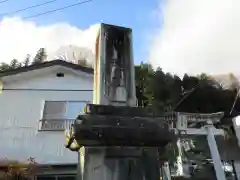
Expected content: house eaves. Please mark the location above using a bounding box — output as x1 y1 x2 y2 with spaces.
0 59 93 78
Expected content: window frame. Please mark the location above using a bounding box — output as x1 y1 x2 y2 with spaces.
39 100 90 131
42 101 67 120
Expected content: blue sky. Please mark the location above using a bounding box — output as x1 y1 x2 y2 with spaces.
0 0 160 64
0 0 238 77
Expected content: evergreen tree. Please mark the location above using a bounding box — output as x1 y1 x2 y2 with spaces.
32 48 47 64
10 59 21 69
23 54 31 67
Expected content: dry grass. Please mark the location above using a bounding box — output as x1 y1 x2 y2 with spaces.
0 157 38 180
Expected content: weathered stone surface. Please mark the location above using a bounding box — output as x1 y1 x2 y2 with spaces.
84 103 176 118
74 114 175 147
77 114 168 128
82 147 161 180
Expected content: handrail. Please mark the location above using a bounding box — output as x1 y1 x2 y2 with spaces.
39 119 75 131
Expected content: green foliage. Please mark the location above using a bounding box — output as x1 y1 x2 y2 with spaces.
10 59 22 69
32 48 47 64
0 62 11 71
0 48 48 72
23 54 31 67
0 59 22 72
135 63 240 116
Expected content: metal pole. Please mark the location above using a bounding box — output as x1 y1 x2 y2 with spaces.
77 151 82 180
206 125 226 180
231 160 239 180
176 138 184 176
163 162 171 180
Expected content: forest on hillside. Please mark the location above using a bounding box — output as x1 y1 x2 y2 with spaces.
0 48 240 179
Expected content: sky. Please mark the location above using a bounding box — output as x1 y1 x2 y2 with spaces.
0 0 159 65
149 0 240 77
1 0 240 77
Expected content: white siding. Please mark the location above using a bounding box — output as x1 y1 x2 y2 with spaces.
0 67 93 165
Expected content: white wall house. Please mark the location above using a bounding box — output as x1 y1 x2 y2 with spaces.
0 60 93 179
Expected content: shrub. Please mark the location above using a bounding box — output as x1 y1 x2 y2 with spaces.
0 157 38 180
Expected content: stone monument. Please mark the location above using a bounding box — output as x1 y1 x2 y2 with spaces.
93 24 136 106
66 23 175 180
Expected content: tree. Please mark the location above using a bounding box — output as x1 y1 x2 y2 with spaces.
0 59 22 72
10 59 22 69
23 54 31 67
32 48 47 64
0 63 11 72
135 63 154 107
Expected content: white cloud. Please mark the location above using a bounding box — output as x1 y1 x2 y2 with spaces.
0 16 99 64
149 0 240 77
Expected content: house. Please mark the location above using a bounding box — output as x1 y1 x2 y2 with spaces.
0 60 93 179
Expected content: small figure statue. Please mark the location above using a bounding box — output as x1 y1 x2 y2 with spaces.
109 41 127 103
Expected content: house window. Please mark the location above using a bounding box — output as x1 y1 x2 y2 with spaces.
40 101 87 131
43 101 66 120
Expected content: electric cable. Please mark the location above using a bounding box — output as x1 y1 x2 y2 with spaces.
0 0 10 4
24 0 93 20
172 84 201 111
0 0 59 17
0 0 93 21
229 87 240 115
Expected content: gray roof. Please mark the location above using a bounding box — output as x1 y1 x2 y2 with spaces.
0 60 93 77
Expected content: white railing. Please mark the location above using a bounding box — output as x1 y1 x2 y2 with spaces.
39 119 75 131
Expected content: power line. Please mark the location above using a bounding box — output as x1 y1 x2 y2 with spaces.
172 84 201 111
0 0 10 4
230 88 240 115
173 80 240 115
0 0 59 17
24 0 93 20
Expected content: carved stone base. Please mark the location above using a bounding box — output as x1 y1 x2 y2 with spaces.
82 147 160 180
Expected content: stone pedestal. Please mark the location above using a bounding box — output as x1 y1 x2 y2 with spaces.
82 147 160 180
73 104 175 180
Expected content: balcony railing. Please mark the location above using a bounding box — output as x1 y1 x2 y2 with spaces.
39 119 75 131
